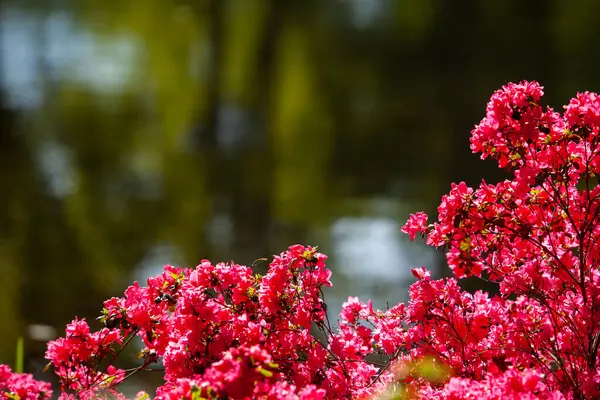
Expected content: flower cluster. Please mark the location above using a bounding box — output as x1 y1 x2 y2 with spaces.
402 81 600 398
0 364 52 399
6 81 600 399
423 368 563 400
43 245 408 399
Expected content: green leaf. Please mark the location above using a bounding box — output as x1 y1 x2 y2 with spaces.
257 367 273 377
459 238 471 252
190 385 208 400
104 375 116 385
14 336 24 373
42 362 52 373
415 356 450 384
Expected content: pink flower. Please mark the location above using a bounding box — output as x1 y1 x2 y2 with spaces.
402 211 428 241
411 267 431 280
0 364 52 399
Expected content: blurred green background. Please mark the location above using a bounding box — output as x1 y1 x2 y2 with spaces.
1 0 600 393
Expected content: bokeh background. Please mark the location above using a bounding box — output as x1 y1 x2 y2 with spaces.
2 0 600 394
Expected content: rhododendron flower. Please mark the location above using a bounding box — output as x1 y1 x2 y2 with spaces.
411 267 430 280
0 364 52 399
399 81 600 398
401 211 428 241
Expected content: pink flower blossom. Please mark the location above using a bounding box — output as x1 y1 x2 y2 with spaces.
401 211 428 241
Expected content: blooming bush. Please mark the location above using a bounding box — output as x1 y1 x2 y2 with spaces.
4 81 600 399
400 81 600 398
0 365 52 399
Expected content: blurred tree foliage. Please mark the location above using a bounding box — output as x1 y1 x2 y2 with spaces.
1 0 600 379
